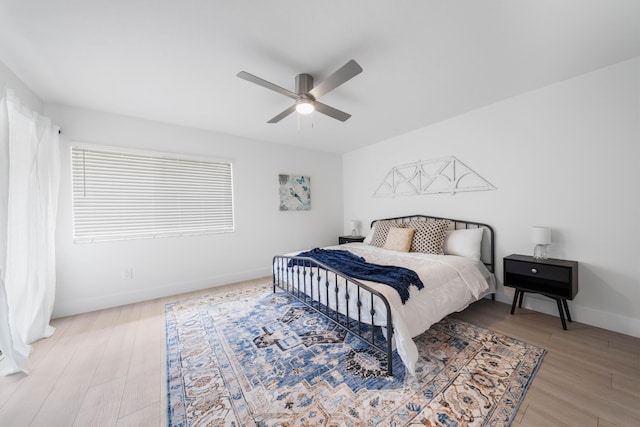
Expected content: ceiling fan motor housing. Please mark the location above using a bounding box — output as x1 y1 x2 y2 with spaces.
295 74 314 99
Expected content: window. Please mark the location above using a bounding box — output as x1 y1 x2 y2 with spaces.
71 146 234 242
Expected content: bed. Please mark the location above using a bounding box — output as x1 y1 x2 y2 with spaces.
272 214 496 376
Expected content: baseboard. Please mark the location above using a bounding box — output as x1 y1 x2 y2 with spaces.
495 289 640 338
52 267 272 318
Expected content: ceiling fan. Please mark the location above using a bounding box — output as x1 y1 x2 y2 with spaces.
237 59 363 123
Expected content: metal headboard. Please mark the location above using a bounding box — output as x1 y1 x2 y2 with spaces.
370 214 495 273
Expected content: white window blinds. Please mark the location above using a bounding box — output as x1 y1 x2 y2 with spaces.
71 146 234 242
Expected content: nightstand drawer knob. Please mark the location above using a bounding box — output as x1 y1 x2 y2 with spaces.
531 268 538 274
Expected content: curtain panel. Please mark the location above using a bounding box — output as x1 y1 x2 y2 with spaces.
0 87 60 375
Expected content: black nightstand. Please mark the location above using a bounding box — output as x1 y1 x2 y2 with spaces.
503 254 578 330
338 235 365 245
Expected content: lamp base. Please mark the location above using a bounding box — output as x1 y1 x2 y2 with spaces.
533 244 549 260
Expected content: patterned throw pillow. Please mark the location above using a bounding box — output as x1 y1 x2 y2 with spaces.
370 220 394 247
383 227 415 252
409 220 451 254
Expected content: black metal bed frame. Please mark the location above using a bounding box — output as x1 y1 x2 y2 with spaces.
272 214 495 377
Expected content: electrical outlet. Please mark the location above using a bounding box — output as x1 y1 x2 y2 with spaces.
123 268 134 280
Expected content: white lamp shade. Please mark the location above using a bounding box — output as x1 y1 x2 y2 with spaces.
531 226 551 245
349 220 360 234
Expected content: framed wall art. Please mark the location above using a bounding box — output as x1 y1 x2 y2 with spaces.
279 174 311 211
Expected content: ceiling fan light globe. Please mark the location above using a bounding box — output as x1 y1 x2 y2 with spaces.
295 100 315 115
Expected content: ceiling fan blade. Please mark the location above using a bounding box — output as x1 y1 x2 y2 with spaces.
237 71 299 100
314 101 351 122
308 60 363 99
267 104 296 123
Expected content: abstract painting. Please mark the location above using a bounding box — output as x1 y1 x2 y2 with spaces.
279 174 311 210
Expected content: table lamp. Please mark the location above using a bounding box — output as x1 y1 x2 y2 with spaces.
349 220 360 237
531 226 551 260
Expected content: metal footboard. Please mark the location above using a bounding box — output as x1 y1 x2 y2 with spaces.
272 255 395 376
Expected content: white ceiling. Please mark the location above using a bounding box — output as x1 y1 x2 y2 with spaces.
0 1 638 153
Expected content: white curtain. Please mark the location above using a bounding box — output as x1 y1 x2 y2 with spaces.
0 87 60 375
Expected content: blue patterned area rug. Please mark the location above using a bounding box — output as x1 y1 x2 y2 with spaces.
165 284 545 426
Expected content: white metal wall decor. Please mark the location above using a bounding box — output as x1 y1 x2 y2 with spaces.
373 156 496 197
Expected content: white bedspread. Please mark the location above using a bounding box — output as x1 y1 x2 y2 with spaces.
280 243 496 376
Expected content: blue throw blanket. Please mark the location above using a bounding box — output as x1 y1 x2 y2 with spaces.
290 248 423 304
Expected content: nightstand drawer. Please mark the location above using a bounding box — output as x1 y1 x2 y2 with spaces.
506 260 570 282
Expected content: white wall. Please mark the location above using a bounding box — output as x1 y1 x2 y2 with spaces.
0 60 42 113
45 104 344 317
343 58 640 338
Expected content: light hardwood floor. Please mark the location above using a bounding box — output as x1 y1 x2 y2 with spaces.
1 278 638 426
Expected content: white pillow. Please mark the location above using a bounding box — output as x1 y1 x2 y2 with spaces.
363 223 375 245
443 228 484 260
